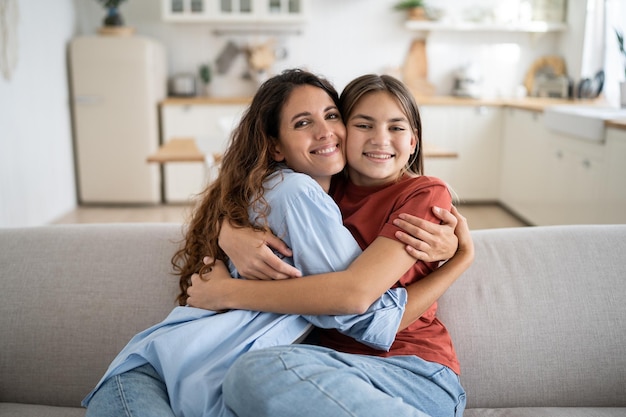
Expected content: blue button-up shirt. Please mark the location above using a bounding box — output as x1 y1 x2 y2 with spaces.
83 169 406 417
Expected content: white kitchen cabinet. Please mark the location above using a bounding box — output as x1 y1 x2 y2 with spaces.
603 128 626 224
162 0 309 23
499 108 550 224
420 105 502 202
500 107 615 226
541 130 606 225
160 102 247 203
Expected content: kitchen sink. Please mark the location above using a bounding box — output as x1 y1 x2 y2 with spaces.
544 105 626 143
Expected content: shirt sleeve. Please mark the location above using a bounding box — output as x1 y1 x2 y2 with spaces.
263 171 406 351
378 178 453 286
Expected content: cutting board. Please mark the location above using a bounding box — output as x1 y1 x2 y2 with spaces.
402 39 435 96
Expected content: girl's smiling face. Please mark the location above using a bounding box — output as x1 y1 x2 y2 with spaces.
273 85 346 192
345 91 417 187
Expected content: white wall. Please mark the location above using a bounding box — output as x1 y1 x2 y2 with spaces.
0 1 76 227
73 0 574 95
0 0 591 227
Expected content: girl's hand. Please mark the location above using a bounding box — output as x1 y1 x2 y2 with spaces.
218 220 302 280
186 259 233 311
449 205 474 263
393 205 461 263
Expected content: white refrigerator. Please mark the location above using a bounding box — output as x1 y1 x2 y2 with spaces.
69 36 166 204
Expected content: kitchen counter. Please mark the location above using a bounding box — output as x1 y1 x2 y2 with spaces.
161 96 252 106
160 95 626 130
412 94 626 130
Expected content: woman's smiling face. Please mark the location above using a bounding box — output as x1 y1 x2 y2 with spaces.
345 91 417 187
272 85 346 192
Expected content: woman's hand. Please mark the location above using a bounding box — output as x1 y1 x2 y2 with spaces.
218 220 301 280
392 206 461 263
186 260 233 311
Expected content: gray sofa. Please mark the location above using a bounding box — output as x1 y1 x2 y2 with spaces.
1 223 625 417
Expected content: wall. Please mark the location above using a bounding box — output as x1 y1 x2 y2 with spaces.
0 0 591 227
74 0 572 95
0 1 76 227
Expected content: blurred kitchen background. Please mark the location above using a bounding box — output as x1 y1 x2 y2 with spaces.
1 0 626 228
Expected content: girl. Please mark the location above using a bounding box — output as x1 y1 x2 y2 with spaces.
189 74 473 417
83 70 462 417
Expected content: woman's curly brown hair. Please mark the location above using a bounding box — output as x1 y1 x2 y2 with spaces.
171 69 340 306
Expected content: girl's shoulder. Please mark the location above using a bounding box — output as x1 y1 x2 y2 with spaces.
401 174 449 191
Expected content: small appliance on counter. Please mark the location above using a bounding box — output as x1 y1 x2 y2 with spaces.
169 73 197 97
576 70 604 99
452 64 482 98
532 73 570 98
524 55 570 98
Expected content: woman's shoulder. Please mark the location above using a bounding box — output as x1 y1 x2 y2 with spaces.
266 168 322 193
264 168 329 205
264 168 341 220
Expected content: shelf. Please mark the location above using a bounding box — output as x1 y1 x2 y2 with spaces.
405 20 567 33
162 0 309 24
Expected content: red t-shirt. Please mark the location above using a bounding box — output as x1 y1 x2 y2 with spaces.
322 174 461 375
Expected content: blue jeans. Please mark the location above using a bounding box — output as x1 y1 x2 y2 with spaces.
85 364 175 417
223 345 466 417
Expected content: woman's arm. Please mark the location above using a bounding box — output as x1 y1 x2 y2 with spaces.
219 205 460 280
190 205 472 334
188 235 413 315
188 182 463 316
189 226 473 318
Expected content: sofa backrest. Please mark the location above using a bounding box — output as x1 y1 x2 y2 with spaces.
2 224 625 409
437 224 626 409
0 224 184 407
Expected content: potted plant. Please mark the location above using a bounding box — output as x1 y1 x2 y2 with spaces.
393 0 427 21
97 0 128 27
615 29 626 107
198 63 212 96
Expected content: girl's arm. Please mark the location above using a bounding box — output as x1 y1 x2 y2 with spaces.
188 236 414 315
188 185 468 317
219 205 460 280
189 207 472 335
396 205 473 330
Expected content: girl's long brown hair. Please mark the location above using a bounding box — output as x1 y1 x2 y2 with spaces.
171 69 340 305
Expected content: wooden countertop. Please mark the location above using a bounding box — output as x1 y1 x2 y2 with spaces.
147 138 205 163
160 96 252 106
148 138 458 164
159 95 626 130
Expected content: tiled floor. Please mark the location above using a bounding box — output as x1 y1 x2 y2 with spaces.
52 203 528 230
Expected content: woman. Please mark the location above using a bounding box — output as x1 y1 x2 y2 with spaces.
84 70 462 417
189 74 473 417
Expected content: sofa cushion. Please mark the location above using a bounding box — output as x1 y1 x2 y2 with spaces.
0 224 183 408
438 225 626 409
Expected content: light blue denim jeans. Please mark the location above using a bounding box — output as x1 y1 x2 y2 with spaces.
85 364 176 417
223 345 466 417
